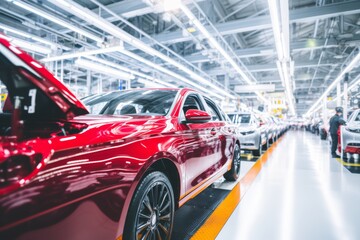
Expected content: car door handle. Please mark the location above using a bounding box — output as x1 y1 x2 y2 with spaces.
210 128 217 135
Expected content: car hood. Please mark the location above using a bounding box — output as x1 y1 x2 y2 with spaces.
347 122 360 129
68 114 173 140
0 35 88 120
238 125 256 132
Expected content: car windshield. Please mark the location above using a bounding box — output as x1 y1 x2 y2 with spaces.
228 113 251 124
238 114 251 123
353 112 360 122
82 89 178 116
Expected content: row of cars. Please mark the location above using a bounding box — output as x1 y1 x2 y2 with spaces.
305 111 360 160
340 109 360 159
0 35 287 239
228 112 289 156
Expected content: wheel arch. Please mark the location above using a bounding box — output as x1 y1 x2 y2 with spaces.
117 153 182 238
146 158 181 209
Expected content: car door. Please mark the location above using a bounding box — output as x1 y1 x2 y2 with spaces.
204 98 235 172
178 93 217 193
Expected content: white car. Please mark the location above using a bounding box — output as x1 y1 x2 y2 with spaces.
340 109 360 159
228 112 267 156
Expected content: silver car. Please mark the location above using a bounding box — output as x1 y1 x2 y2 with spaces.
340 109 360 159
228 112 267 156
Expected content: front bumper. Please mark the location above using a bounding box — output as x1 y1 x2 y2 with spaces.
239 132 261 150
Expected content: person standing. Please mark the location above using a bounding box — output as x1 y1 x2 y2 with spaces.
329 107 346 158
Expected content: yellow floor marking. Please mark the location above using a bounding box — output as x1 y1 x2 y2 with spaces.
191 136 283 240
335 157 360 167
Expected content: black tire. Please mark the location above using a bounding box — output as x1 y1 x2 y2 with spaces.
123 171 174 240
252 138 262 156
262 138 268 151
224 144 241 181
342 150 348 160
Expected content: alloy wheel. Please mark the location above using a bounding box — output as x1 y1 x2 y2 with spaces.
136 182 172 240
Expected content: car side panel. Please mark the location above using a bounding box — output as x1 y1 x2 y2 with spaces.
0 119 184 240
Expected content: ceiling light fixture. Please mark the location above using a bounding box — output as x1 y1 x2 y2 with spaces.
306 51 360 116
0 23 66 50
48 0 232 99
180 4 254 86
85 56 178 88
12 0 103 43
118 48 224 99
41 45 123 62
75 59 134 80
267 0 295 115
11 37 51 54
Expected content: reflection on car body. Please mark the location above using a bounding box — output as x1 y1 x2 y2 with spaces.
0 35 240 240
228 112 267 156
340 109 360 159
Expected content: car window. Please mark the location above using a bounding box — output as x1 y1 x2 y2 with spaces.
228 114 236 123
182 94 204 115
237 114 251 124
204 98 222 121
83 89 178 116
354 112 360 122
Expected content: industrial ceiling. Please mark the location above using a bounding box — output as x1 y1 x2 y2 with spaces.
1 0 360 116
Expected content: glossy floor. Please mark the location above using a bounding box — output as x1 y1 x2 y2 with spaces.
216 130 360 240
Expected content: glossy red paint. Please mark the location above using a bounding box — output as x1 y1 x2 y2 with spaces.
0 35 88 119
0 36 237 240
345 146 360 154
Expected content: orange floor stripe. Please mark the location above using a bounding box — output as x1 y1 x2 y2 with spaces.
191 136 283 240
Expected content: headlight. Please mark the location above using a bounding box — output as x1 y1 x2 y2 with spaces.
240 130 255 135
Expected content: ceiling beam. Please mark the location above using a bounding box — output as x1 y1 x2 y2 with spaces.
150 1 360 45
184 39 339 62
207 61 337 75
91 0 206 20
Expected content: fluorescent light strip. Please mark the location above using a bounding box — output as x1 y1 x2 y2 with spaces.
306 52 360 116
49 0 231 99
309 74 360 115
12 0 103 43
268 0 284 60
0 23 66 50
41 46 123 62
75 59 133 80
11 37 51 54
85 56 178 88
180 4 254 87
267 0 295 115
282 62 295 115
119 49 224 99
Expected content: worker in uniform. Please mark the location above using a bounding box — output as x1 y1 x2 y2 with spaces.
329 107 346 158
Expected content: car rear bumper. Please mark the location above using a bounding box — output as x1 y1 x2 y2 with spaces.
342 128 360 154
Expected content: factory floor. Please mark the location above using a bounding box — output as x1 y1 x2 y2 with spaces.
214 130 360 240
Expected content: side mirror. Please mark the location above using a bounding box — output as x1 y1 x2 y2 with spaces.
185 109 211 123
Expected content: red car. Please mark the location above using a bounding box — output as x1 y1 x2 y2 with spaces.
0 35 240 240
